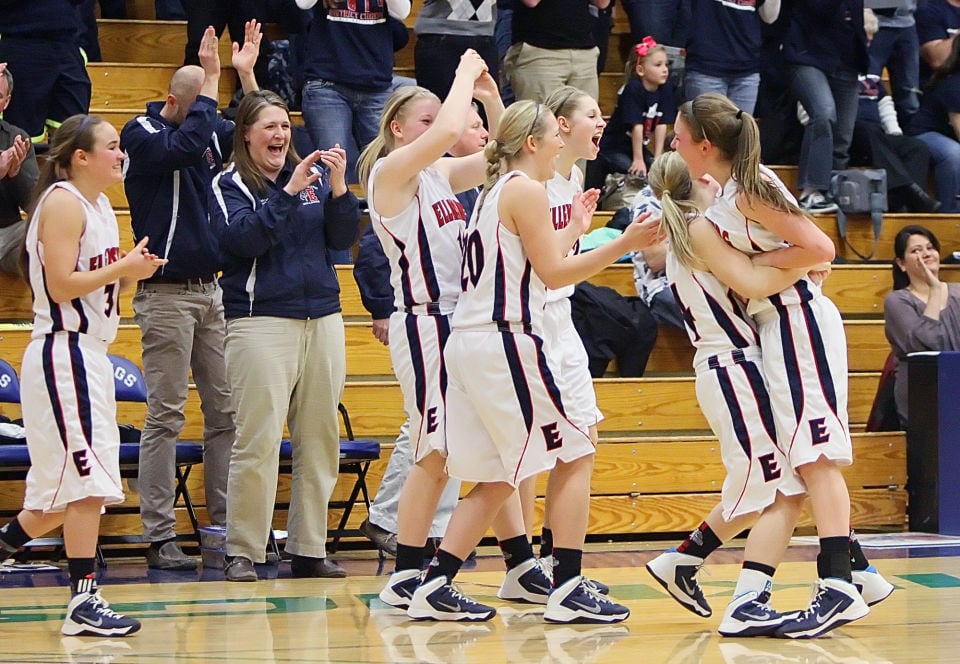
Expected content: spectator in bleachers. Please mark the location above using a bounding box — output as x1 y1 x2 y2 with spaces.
0 0 91 145
869 0 920 128
916 0 959 83
682 0 781 115
120 25 260 571
298 0 412 184
619 0 689 47
504 0 604 104
183 1 271 91
0 66 39 276
495 0 516 104
211 90 361 582
414 0 498 101
884 225 960 427
596 38 675 183
784 0 868 215
907 32 960 213
852 9 941 214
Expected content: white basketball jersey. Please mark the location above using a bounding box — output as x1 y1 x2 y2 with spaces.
369 160 466 314
26 181 121 344
666 249 760 369
453 171 548 333
545 166 583 302
707 165 819 314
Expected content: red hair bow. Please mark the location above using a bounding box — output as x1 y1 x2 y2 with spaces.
635 36 658 58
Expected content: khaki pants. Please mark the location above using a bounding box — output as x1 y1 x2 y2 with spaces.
504 42 599 105
224 315 346 561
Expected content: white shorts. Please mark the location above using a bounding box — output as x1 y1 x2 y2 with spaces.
695 347 806 521
755 295 853 469
389 311 451 463
543 298 604 439
21 332 124 513
444 327 594 486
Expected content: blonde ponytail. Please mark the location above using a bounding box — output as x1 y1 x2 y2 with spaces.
647 152 706 272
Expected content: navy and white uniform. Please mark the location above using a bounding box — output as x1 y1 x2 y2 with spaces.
707 167 853 468
369 160 465 461
666 246 804 520
445 171 592 486
544 166 603 433
21 181 124 513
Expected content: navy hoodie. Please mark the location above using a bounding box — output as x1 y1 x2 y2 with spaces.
211 162 361 319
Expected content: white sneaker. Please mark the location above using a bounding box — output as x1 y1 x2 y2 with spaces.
544 576 630 624
498 557 552 605
540 554 610 594
774 578 870 639
646 549 711 617
852 566 894 606
379 568 422 609
718 590 797 637
407 575 496 622
61 592 141 637
799 191 839 214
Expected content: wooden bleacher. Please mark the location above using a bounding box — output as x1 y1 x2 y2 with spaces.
0 7 916 543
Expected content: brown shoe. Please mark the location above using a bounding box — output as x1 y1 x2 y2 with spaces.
290 554 347 578
224 556 258 582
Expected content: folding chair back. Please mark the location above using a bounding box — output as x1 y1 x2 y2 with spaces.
0 358 21 404
107 354 147 402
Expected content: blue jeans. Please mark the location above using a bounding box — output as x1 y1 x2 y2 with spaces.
788 65 860 192
868 25 920 127
913 132 960 213
620 0 691 47
301 80 392 184
683 70 761 115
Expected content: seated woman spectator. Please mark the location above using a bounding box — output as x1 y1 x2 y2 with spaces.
594 38 675 185
210 90 362 582
907 35 960 213
884 225 960 428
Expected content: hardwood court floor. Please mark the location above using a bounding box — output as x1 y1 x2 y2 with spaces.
2 538 960 663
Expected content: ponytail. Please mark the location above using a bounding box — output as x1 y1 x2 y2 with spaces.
647 152 705 272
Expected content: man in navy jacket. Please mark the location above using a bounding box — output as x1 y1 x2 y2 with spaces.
120 25 260 570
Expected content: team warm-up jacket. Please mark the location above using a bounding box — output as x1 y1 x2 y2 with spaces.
210 162 361 320
121 95 234 280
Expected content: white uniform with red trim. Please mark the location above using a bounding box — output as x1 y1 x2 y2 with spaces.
368 159 466 460
666 247 804 521
445 171 593 486
543 167 603 434
21 181 124 512
706 167 852 468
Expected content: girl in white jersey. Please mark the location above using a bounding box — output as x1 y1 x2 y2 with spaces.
406 100 661 624
643 152 818 637
671 93 890 638
358 52 557 615
517 86 606 577
0 114 164 637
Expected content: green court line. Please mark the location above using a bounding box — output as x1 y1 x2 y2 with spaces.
897 573 960 588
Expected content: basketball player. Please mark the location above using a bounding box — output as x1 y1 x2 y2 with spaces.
669 93 893 638
406 100 661 623
0 114 165 637
358 52 558 613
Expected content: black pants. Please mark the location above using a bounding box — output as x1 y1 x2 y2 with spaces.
850 121 930 190
183 0 270 85
414 33 499 102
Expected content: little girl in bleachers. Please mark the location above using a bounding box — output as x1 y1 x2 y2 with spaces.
596 36 677 182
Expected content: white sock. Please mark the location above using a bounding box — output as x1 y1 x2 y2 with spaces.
733 567 774 599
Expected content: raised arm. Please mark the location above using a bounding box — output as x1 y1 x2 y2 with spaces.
231 19 262 94
372 50 487 217
441 71 504 194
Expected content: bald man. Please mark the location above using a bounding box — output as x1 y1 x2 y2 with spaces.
120 24 260 570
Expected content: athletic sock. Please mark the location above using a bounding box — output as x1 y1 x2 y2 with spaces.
677 522 722 559
396 543 424 572
552 547 582 588
849 529 870 571
0 518 30 552
733 562 775 598
68 558 97 596
423 548 463 584
498 535 534 570
539 527 554 559
817 536 853 582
